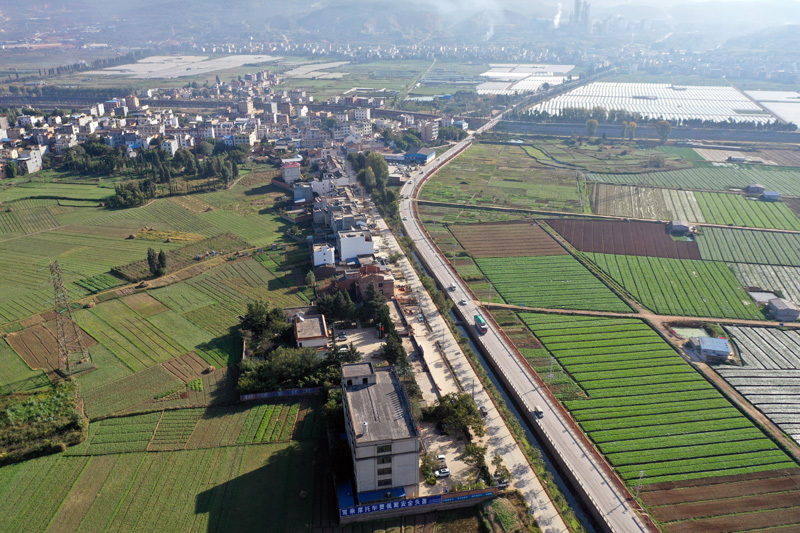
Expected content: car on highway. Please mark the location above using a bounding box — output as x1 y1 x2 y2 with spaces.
459 299 467 306
434 468 450 478
402 216 408 221
533 405 544 419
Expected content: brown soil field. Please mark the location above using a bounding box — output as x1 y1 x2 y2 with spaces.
121 293 169 317
661 507 799 533
641 467 800 532
756 149 800 167
450 222 567 258
652 491 800 523
546 218 702 259
162 352 210 382
6 320 96 374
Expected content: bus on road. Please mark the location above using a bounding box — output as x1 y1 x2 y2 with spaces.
474 314 488 334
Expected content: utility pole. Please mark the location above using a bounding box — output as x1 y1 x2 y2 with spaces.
49 260 92 375
549 356 555 386
635 470 644 498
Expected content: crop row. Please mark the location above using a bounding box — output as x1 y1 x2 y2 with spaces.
475 255 631 313
74 272 126 294
695 192 800 231
519 313 792 484
697 226 800 266
617 450 794 482
588 253 763 320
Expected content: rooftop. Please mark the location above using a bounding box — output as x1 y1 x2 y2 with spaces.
343 366 418 444
769 298 798 311
294 314 328 340
342 362 373 379
695 337 732 353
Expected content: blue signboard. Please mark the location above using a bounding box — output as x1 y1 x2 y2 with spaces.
339 495 443 517
442 490 494 503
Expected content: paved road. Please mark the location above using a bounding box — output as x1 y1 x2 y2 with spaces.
400 124 652 533
371 198 569 532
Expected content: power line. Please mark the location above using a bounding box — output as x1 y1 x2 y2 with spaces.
49 259 92 375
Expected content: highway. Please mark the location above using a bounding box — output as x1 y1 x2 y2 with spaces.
399 119 652 533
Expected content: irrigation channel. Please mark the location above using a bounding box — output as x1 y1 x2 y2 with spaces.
408 250 597 532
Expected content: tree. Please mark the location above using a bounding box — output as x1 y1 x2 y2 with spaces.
5 162 17 179
334 290 356 321
382 331 406 367
491 452 512 483
429 393 485 438
157 249 167 276
242 299 290 342
195 141 213 157
305 270 316 290
656 120 672 144
460 443 488 469
585 119 599 137
359 283 386 322
628 121 638 140
147 248 158 277
620 121 628 140
363 167 377 191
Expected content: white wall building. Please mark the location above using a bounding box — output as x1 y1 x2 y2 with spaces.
312 243 335 267
338 230 374 262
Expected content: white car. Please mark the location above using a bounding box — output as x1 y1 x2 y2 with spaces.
459 299 467 306
434 468 450 478
436 454 446 464
402 216 408 221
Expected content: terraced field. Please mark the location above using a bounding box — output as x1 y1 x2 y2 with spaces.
476 255 631 312
520 313 798 486
587 253 762 320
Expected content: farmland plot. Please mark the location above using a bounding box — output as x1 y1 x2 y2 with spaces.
718 326 800 445
588 253 762 320
640 468 800 532
0 443 316 533
547 218 701 259
695 192 800 230
697 227 800 266
0 338 50 394
419 142 584 212
587 166 800 195
728 263 800 303
592 184 705 222
520 313 797 486
476 255 631 312
449 221 566 257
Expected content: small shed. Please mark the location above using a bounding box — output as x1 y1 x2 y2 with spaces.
688 337 732 363
745 184 765 194
669 220 691 234
761 191 781 202
293 314 329 349
768 298 800 322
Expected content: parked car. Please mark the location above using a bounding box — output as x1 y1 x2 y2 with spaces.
434 468 450 478
493 474 510 488
479 405 488 417
336 333 348 341
436 454 446 464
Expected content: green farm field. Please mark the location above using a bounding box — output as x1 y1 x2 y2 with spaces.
419 142 585 211
586 166 800 195
695 192 800 230
587 253 763 320
519 314 799 485
476 255 632 312
696 226 800 266
0 442 316 533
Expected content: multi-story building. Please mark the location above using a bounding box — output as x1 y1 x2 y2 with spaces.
341 363 420 499
420 120 439 142
237 98 255 115
353 108 371 121
337 230 374 262
281 161 302 184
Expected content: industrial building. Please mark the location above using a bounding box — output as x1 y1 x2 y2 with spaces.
768 298 800 322
341 363 420 502
688 337 733 363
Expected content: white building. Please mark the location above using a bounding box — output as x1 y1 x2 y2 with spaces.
294 314 329 349
312 243 335 267
282 162 302 184
342 363 420 498
354 108 371 121
421 120 439 142
338 230 374 262
232 131 256 148
160 137 179 156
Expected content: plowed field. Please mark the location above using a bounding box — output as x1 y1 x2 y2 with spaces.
547 218 701 259
640 467 800 532
450 222 567 258
6 319 96 375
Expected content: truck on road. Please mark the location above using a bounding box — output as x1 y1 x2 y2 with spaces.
474 314 488 334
